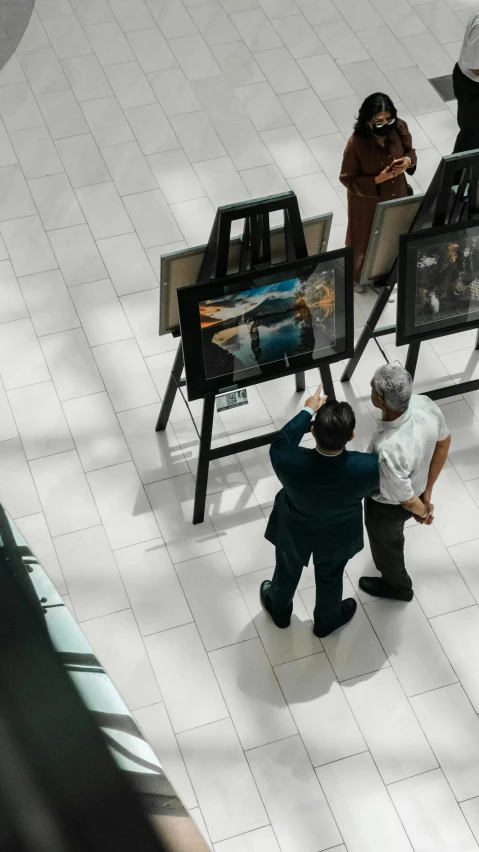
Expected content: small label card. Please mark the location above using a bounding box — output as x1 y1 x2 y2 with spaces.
216 388 248 412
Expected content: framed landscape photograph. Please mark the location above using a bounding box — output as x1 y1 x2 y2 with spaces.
397 219 479 345
159 212 333 336
178 248 354 401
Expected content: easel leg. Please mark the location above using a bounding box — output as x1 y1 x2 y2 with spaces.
155 344 184 432
475 328 479 351
193 394 216 525
341 325 372 383
320 364 335 400
405 342 421 379
295 371 305 392
341 284 391 382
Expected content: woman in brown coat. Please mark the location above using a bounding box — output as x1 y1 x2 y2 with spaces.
339 92 417 294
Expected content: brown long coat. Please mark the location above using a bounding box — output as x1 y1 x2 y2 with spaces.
339 119 417 283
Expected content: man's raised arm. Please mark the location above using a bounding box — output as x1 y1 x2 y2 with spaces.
269 385 327 471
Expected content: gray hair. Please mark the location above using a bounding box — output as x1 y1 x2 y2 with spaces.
373 363 412 412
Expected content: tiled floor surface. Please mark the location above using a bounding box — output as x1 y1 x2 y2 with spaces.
1 0 479 849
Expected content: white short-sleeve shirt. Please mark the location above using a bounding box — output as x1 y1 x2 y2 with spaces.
459 11 479 81
366 395 450 505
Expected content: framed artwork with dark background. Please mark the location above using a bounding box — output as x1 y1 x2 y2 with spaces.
178 248 354 401
397 219 479 345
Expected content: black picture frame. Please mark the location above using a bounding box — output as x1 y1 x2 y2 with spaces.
397 218 479 346
178 248 354 402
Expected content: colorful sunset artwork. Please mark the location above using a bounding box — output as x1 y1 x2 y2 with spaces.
198 269 336 380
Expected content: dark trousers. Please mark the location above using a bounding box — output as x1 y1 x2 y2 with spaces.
267 547 348 635
365 497 413 593
453 63 479 154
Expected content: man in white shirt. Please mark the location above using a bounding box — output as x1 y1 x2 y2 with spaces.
360 363 451 601
453 10 479 153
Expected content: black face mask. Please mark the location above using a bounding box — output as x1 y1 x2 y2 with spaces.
373 121 395 137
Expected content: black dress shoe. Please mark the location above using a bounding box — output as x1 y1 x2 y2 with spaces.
359 576 414 602
260 580 292 628
313 598 357 638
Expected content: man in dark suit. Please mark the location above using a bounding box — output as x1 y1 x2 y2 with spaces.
261 385 379 638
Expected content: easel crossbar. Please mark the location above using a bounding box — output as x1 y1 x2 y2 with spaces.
372 325 396 337
424 379 479 401
210 430 279 460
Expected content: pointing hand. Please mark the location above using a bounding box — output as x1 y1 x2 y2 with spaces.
305 384 328 413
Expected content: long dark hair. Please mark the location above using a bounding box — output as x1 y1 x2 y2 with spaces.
354 92 397 138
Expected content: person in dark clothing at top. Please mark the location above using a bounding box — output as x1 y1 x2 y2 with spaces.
261 385 379 638
453 10 479 154
339 92 417 295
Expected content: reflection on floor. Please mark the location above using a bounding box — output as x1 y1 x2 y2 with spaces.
0 0 479 849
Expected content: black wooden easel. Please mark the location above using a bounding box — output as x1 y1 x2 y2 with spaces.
156 192 335 524
341 150 479 398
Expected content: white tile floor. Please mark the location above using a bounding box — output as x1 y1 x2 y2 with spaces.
1 1 479 849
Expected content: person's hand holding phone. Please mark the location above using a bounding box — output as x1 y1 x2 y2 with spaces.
376 156 412 184
375 165 396 184
390 156 411 176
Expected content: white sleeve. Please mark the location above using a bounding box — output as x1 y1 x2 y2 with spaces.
424 396 450 441
378 448 414 504
437 408 450 441
463 23 479 70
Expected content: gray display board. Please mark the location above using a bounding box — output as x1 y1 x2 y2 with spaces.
360 194 424 288
159 212 333 336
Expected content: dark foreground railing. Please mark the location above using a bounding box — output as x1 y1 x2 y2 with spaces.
0 503 209 852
